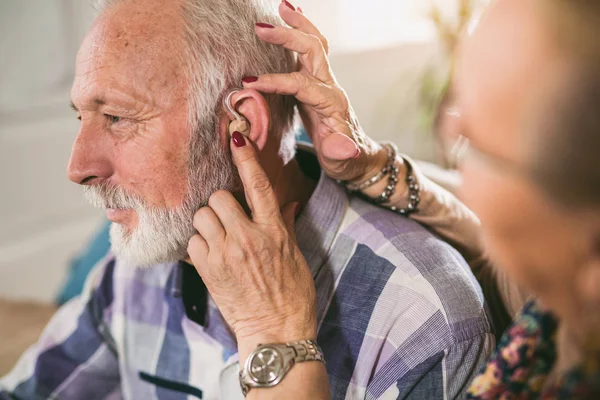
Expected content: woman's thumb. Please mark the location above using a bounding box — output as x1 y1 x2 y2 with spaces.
281 202 300 242
321 132 360 161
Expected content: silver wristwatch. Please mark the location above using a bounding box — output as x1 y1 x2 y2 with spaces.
239 339 325 396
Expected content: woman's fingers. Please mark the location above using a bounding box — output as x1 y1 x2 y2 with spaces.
192 206 225 250
277 2 329 54
230 133 281 224
243 72 307 97
242 72 330 108
207 190 250 231
187 234 209 266
255 24 331 82
280 202 299 242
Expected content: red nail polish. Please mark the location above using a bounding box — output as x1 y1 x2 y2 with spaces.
242 76 258 84
232 131 246 148
283 0 295 11
255 22 275 29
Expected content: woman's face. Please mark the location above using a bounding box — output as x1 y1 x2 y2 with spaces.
453 0 590 322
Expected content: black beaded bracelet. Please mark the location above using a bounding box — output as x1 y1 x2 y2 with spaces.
386 158 420 216
372 161 400 205
342 142 420 217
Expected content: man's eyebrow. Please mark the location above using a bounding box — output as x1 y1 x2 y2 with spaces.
69 98 106 112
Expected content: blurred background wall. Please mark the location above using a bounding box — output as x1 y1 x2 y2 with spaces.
0 0 474 303
0 1 102 302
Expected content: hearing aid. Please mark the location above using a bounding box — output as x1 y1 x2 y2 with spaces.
224 89 250 137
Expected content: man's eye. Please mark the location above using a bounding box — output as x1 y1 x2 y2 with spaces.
105 114 121 124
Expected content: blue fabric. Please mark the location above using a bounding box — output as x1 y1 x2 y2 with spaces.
3 166 493 399
297 128 311 144
318 244 395 398
57 220 112 305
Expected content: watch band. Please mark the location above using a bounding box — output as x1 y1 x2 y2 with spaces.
288 339 326 364
239 340 325 396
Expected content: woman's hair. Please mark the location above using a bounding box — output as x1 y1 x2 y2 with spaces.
528 0 600 208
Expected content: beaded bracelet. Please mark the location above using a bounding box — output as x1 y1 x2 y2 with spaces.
344 144 396 192
386 157 420 216
343 142 420 216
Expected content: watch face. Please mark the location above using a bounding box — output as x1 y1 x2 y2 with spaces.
249 347 284 384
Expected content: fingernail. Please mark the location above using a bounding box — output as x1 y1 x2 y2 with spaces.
255 22 275 29
242 76 258 84
232 131 246 148
283 0 296 11
297 6 303 14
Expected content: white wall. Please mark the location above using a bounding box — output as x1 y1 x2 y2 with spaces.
0 0 446 303
0 1 104 302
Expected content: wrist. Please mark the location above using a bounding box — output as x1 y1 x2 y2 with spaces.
361 155 408 200
348 142 388 184
236 320 317 364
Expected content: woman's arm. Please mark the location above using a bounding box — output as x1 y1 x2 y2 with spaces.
246 2 528 322
247 4 484 265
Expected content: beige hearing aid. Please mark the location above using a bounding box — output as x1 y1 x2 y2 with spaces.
224 89 250 137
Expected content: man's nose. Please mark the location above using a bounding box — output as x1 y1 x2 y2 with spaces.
67 129 112 186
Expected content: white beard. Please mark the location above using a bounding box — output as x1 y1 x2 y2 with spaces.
107 203 197 268
83 183 199 267
82 137 240 267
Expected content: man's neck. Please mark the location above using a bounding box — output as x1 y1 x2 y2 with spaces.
184 150 317 266
240 139 318 215
270 157 317 214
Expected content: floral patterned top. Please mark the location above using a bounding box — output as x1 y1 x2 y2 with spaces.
466 300 600 399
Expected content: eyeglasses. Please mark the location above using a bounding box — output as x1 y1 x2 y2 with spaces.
445 108 526 177
445 107 470 167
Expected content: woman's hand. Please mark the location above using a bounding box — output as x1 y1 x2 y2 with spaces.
243 2 388 183
187 133 317 362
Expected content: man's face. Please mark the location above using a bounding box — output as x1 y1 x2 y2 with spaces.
68 3 237 266
455 0 585 318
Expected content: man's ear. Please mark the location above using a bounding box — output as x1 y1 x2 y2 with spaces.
227 89 270 151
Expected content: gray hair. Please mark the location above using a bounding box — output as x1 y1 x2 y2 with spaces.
95 0 297 160
528 1 600 208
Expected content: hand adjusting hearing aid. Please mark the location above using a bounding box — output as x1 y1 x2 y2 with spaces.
224 89 250 137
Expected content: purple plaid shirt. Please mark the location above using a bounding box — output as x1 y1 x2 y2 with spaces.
1 155 494 399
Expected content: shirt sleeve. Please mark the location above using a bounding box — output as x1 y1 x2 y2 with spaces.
0 256 121 400
403 156 483 266
374 332 495 400
399 157 530 324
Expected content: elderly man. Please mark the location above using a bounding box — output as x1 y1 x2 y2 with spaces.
0 0 492 399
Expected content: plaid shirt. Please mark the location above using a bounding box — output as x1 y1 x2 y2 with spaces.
1 160 494 400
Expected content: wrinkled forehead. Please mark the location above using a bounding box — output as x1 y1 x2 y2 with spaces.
73 1 187 106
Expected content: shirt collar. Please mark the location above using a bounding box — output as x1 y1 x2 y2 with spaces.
293 144 349 277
